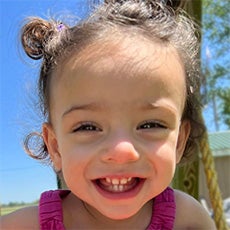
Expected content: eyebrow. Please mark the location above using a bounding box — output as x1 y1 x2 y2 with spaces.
62 102 103 118
141 102 178 114
62 101 179 119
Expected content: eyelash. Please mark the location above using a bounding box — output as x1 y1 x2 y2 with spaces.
137 120 167 130
72 122 101 132
72 120 167 133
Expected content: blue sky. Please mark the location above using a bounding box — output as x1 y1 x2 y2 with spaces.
0 0 228 204
0 0 90 204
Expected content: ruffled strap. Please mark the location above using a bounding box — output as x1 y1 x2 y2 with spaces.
39 190 70 230
147 187 176 230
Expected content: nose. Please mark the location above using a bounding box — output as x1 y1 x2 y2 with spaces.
101 140 140 164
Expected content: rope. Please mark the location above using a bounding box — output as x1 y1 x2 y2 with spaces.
200 131 229 230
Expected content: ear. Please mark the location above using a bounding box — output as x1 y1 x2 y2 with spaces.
42 123 62 171
176 120 191 164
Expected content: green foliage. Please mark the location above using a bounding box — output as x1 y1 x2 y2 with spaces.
1 200 38 208
218 88 230 127
202 0 230 129
203 0 230 43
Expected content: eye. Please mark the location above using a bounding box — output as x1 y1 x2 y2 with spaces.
73 122 102 132
137 120 167 130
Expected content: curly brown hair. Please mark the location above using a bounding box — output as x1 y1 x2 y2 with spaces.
21 0 204 165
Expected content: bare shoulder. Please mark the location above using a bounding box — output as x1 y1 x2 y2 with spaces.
174 189 216 230
0 206 39 230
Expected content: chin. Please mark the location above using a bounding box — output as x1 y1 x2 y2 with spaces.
101 208 140 220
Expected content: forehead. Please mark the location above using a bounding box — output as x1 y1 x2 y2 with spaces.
57 33 184 80
52 34 186 114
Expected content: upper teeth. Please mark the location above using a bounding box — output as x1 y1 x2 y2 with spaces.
106 177 132 185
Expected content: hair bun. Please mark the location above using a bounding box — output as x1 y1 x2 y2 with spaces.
104 0 184 9
165 0 184 9
21 18 54 60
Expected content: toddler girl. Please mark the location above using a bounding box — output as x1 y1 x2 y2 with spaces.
0 0 216 229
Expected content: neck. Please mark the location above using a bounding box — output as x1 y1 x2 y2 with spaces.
63 192 153 229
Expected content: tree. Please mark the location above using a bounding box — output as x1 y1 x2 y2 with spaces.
219 89 230 127
173 1 229 229
202 0 230 130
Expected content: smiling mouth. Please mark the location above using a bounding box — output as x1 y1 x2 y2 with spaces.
93 177 144 193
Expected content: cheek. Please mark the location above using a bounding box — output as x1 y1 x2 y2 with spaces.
154 145 177 169
59 143 94 178
61 149 87 172
60 151 88 193
147 136 178 173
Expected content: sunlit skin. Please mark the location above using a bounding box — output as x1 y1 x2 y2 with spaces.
43 35 191 228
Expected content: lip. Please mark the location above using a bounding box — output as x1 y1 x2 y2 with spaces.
92 177 146 200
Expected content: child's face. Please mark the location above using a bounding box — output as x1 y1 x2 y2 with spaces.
43 36 190 220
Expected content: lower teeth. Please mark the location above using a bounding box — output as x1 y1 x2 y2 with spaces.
97 178 139 193
109 184 125 192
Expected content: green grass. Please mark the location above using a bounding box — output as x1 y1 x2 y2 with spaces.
0 205 30 216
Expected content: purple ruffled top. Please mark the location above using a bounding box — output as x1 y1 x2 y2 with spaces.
39 187 175 230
